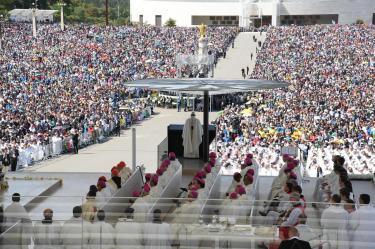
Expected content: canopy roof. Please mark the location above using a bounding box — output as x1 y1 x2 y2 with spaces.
125 78 289 95
9 9 57 18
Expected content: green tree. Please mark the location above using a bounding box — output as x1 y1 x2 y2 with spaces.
164 18 176 27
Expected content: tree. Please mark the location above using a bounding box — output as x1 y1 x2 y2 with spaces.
164 18 176 27
355 19 364 24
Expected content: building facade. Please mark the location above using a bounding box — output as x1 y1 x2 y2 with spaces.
130 0 375 27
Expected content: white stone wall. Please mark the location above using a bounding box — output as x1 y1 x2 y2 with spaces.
130 0 375 26
130 0 241 26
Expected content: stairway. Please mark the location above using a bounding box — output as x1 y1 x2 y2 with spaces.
214 31 267 79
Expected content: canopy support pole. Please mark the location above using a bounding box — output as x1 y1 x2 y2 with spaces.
203 90 209 162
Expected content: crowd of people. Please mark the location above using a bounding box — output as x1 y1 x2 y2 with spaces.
250 24 374 146
214 24 374 175
0 23 237 171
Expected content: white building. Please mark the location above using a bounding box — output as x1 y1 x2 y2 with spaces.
9 9 57 23
130 0 375 27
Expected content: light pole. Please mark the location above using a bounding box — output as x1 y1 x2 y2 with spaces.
31 1 37 37
58 1 66 31
0 15 4 50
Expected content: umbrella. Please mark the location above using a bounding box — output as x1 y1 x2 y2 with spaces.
240 108 253 116
125 78 288 161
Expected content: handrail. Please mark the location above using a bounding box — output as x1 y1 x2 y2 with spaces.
146 162 182 217
199 166 223 215
0 220 21 238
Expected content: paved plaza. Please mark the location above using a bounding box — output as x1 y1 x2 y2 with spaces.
23 108 219 174
214 32 266 79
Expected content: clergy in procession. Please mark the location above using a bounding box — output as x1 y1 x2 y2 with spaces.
107 168 122 195
117 161 132 184
320 194 349 249
240 154 253 177
115 207 144 249
61 206 91 249
4 193 32 249
82 186 98 221
132 187 152 223
88 210 115 249
171 190 201 224
167 152 181 172
182 112 203 158
96 180 111 207
227 172 242 195
349 194 375 249
143 209 172 249
33 209 62 249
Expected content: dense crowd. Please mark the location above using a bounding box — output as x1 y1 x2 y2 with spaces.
250 24 374 146
215 24 374 175
0 23 237 170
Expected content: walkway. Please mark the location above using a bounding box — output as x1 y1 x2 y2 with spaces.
214 32 267 79
24 108 218 173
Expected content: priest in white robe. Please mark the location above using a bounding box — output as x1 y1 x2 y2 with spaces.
4 193 32 249
60 206 91 249
33 209 62 249
349 194 375 249
320 194 349 249
88 210 115 249
143 209 172 249
115 207 144 249
182 112 203 158
132 191 152 223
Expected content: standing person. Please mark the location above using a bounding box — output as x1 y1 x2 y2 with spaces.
60 206 91 249
115 119 121 137
184 97 188 112
251 53 253 60
223 51 226 59
350 194 375 249
317 165 323 178
143 209 171 249
88 210 115 249
246 66 249 75
4 193 32 249
177 96 181 112
182 112 203 158
33 209 62 249
1 148 10 170
278 226 312 249
115 207 144 249
72 130 79 154
320 194 349 249
10 146 19 172
241 68 246 79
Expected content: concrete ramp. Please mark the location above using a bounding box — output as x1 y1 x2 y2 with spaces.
214 32 266 79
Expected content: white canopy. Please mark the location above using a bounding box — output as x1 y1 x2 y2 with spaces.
125 78 289 95
9 9 57 22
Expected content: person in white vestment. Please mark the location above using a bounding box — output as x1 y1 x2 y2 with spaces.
117 161 133 184
132 189 152 223
88 210 115 249
96 181 111 207
4 193 32 249
349 194 375 249
344 199 356 249
182 112 203 158
220 192 242 225
143 209 172 249
296 213 320 248
115 207 144 249
60 206 91 249
320 194 349 249
227 172 242 196
33 209 62 249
